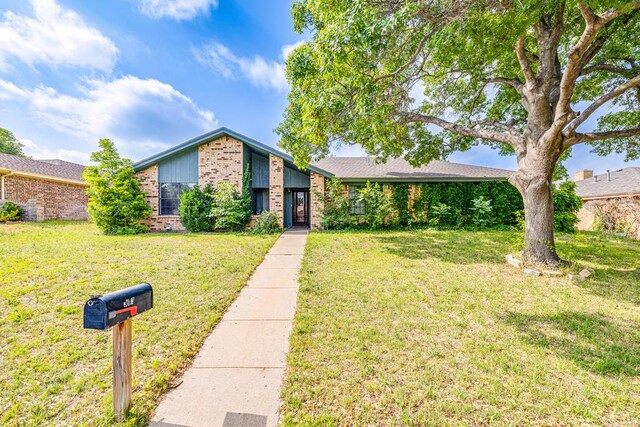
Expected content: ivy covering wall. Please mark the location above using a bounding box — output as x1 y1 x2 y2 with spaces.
320 178 524 230
412 181 523 227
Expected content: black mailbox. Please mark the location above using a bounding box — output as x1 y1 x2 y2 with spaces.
83 283 153 330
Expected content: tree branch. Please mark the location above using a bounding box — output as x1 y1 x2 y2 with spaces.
399 111 524 148
564 74 640 135
581 62 638 76
515 37 536 87
570 127 640 145
555 1 640 120
483 77 524 94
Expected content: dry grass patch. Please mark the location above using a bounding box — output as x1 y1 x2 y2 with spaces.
281 230 640 426
0 221 278 426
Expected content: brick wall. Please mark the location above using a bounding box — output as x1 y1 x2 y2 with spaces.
135 164 185 231
135 135 245 232
198 136 244 191
3 175 87 220
578 196 640 239
269 154 284 227
310 172 325 230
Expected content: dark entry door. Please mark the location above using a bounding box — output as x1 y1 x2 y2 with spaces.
292 191 309 226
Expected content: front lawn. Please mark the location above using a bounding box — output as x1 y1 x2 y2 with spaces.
0 221 278 426
281 230 640 426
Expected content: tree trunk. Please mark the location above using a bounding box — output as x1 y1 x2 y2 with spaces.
519 172 562 267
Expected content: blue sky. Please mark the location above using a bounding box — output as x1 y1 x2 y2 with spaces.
0 0 637 177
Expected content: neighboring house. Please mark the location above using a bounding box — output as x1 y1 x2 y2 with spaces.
0 153 88 221
575 168 640 238
133 127 514 231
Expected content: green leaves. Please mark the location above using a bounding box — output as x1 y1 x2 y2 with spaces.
0 127 26 157
279 0 640 167
83 139 151 235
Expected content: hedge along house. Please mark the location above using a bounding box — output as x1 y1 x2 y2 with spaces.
312 157 518 223
133 127 518 231
0 153 88 221
133 128 333 231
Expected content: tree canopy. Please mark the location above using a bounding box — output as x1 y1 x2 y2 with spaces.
277 0 640 265
0 127 26 157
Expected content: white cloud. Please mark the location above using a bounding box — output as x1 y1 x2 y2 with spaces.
137 0 218 20
195 41 305 91
0 0 118 72
20 138 91 164
0 76 217 158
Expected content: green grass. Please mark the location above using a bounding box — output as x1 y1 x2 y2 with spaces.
281 229 640 426
0 221 278 426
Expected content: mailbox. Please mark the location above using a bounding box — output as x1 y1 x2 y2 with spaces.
83 283 153 330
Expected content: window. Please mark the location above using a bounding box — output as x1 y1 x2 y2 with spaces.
348 185 365 215
252 189 270 214
160 182 195 215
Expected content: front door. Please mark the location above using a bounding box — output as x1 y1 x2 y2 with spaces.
292 191 309 226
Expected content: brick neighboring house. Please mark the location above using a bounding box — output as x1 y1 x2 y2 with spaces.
133 127 514 231
574 168 640 238
0 153 88 221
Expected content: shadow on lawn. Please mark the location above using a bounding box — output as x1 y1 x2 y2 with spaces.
374 230 513 264
504 311 640 376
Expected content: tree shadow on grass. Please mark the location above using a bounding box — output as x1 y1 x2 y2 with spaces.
373 230 514 264
504 311 640 376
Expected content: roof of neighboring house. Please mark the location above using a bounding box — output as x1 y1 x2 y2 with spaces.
0 153 86 183
133 127 334 177
575 167 640 199
311 157 514 182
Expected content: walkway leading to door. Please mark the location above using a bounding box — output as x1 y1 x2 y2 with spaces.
150 229 308 427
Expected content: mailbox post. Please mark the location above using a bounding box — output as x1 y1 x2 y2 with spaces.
83 283 153 422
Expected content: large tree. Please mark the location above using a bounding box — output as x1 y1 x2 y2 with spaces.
0 127 26 157
277 0 640 266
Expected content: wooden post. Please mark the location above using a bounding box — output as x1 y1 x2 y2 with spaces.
113 318 132 421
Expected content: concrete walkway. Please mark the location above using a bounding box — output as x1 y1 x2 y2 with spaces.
150 229 307 427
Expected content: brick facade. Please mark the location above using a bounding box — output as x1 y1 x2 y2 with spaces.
269 154 284 227
310 172 325 230
135 164 185 231
134 134 330 232
198 136 244 191
3 175 87 220
577 196 640 239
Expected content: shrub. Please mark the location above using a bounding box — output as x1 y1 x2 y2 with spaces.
251 210 281 234
179 184 215 232
83 139 151 235
415 181 522 227
470 196 493 227
0 201 23 222
210 173 252 231
428 202 451 226
357 182 391 229
552 181 582 233
318 178 350 229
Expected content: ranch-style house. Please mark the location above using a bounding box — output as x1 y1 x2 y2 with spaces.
133 127 514 231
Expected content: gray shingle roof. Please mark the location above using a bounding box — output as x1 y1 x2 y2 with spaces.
0 153 86 182
575 167 640 199
310 157 514 181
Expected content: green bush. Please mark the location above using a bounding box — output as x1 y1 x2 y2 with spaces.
210 182 249 231
428 202 452 226
470 196 493 227
415 181 523 227
251 210 281 234
83 139 151 235
0 201 23 222
179 184 215 232
318 178 351 229
552 181 583 233
357 182 391 229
